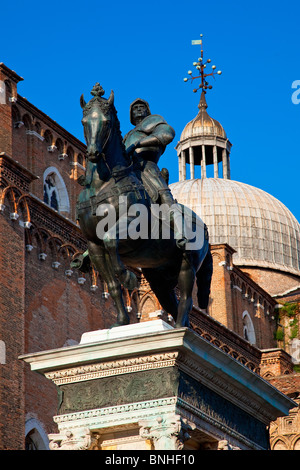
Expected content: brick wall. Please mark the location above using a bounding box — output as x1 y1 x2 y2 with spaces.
260 349 294 377
241 266 300 298
209 244 277 350
11 96 86 222
0 212 25 449
23 241 119 438
267 373 300 396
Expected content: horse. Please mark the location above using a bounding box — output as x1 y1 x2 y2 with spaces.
72 85 213 328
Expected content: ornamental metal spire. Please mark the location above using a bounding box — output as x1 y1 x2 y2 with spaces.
183 34 222 94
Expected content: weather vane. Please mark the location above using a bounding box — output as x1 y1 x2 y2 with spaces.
184 34 222 93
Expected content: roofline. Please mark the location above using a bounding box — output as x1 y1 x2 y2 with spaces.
0 63 24 83
16 95 86 153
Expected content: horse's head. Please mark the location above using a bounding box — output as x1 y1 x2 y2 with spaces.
80 83 115 163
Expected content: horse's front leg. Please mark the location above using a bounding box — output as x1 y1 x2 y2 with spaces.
102 217 138 291
87 240 130 327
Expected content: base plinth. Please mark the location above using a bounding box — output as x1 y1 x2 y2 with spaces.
21 320 295 450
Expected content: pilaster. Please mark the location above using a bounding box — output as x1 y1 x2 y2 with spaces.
0 64 23 155
139 414 193 450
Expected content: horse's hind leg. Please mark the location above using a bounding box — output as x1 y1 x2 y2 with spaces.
87 241 130 327
142 267 179 322
196 249 213 310
176 255 196 328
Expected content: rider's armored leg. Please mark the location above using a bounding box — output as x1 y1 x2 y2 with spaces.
158 189 189 250
141 162 189 250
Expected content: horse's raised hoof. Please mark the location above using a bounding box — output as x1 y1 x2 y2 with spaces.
119 269 138 291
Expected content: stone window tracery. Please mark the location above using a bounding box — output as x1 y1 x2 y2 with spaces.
242 310 256 345
44 174 59 211
43 167 70 214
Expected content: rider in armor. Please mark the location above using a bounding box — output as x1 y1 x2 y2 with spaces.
123 98 175 205
123 99 188 249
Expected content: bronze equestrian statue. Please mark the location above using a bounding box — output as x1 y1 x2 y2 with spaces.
72 83 212 328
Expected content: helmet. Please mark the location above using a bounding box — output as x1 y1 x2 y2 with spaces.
130 98 151 124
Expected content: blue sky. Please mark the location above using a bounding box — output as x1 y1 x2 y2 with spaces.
1 0 300 221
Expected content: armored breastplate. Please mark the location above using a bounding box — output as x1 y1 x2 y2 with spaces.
123 115 170 163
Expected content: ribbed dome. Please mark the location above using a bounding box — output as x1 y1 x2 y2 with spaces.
170 178 300 275
180 92 227 141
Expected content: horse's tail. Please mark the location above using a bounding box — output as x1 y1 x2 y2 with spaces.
196 248 213 310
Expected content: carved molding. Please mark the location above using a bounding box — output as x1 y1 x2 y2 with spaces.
190 315 261 374
45 352 179 385
51 395 259 451
53 397 178 432
176 397 261 450
48 427 99 450
28 198 86 251
176 351 275 424
47 346 275 425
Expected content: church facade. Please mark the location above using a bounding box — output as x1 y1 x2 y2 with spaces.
0 62 299 450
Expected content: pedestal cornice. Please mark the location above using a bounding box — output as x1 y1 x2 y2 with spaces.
20 320 295 426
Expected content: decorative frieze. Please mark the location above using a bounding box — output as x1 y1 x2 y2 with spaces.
45 352 179 385
0 152 37 192
53 397 178 428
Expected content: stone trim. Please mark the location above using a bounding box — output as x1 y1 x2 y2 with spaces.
176 398 259 450
26 130 44 141
53 397 178 431
45 352 179 385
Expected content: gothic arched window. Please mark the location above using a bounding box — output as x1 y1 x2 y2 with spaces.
242 310 256 345
43 167 70 214
25 418 49 450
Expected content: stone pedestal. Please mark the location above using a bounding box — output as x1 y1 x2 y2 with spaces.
21 320 295 450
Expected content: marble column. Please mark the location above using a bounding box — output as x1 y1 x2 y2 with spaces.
178 152 182 181
222 149 228 179
189 146 195 180
227 151 231 179
201 145 206 179
181 151 186 181
213 145 218 178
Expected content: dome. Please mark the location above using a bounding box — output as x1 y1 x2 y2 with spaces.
180 91 227 141
170 178 300 276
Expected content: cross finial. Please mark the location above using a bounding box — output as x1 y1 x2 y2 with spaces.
183 34 222 94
